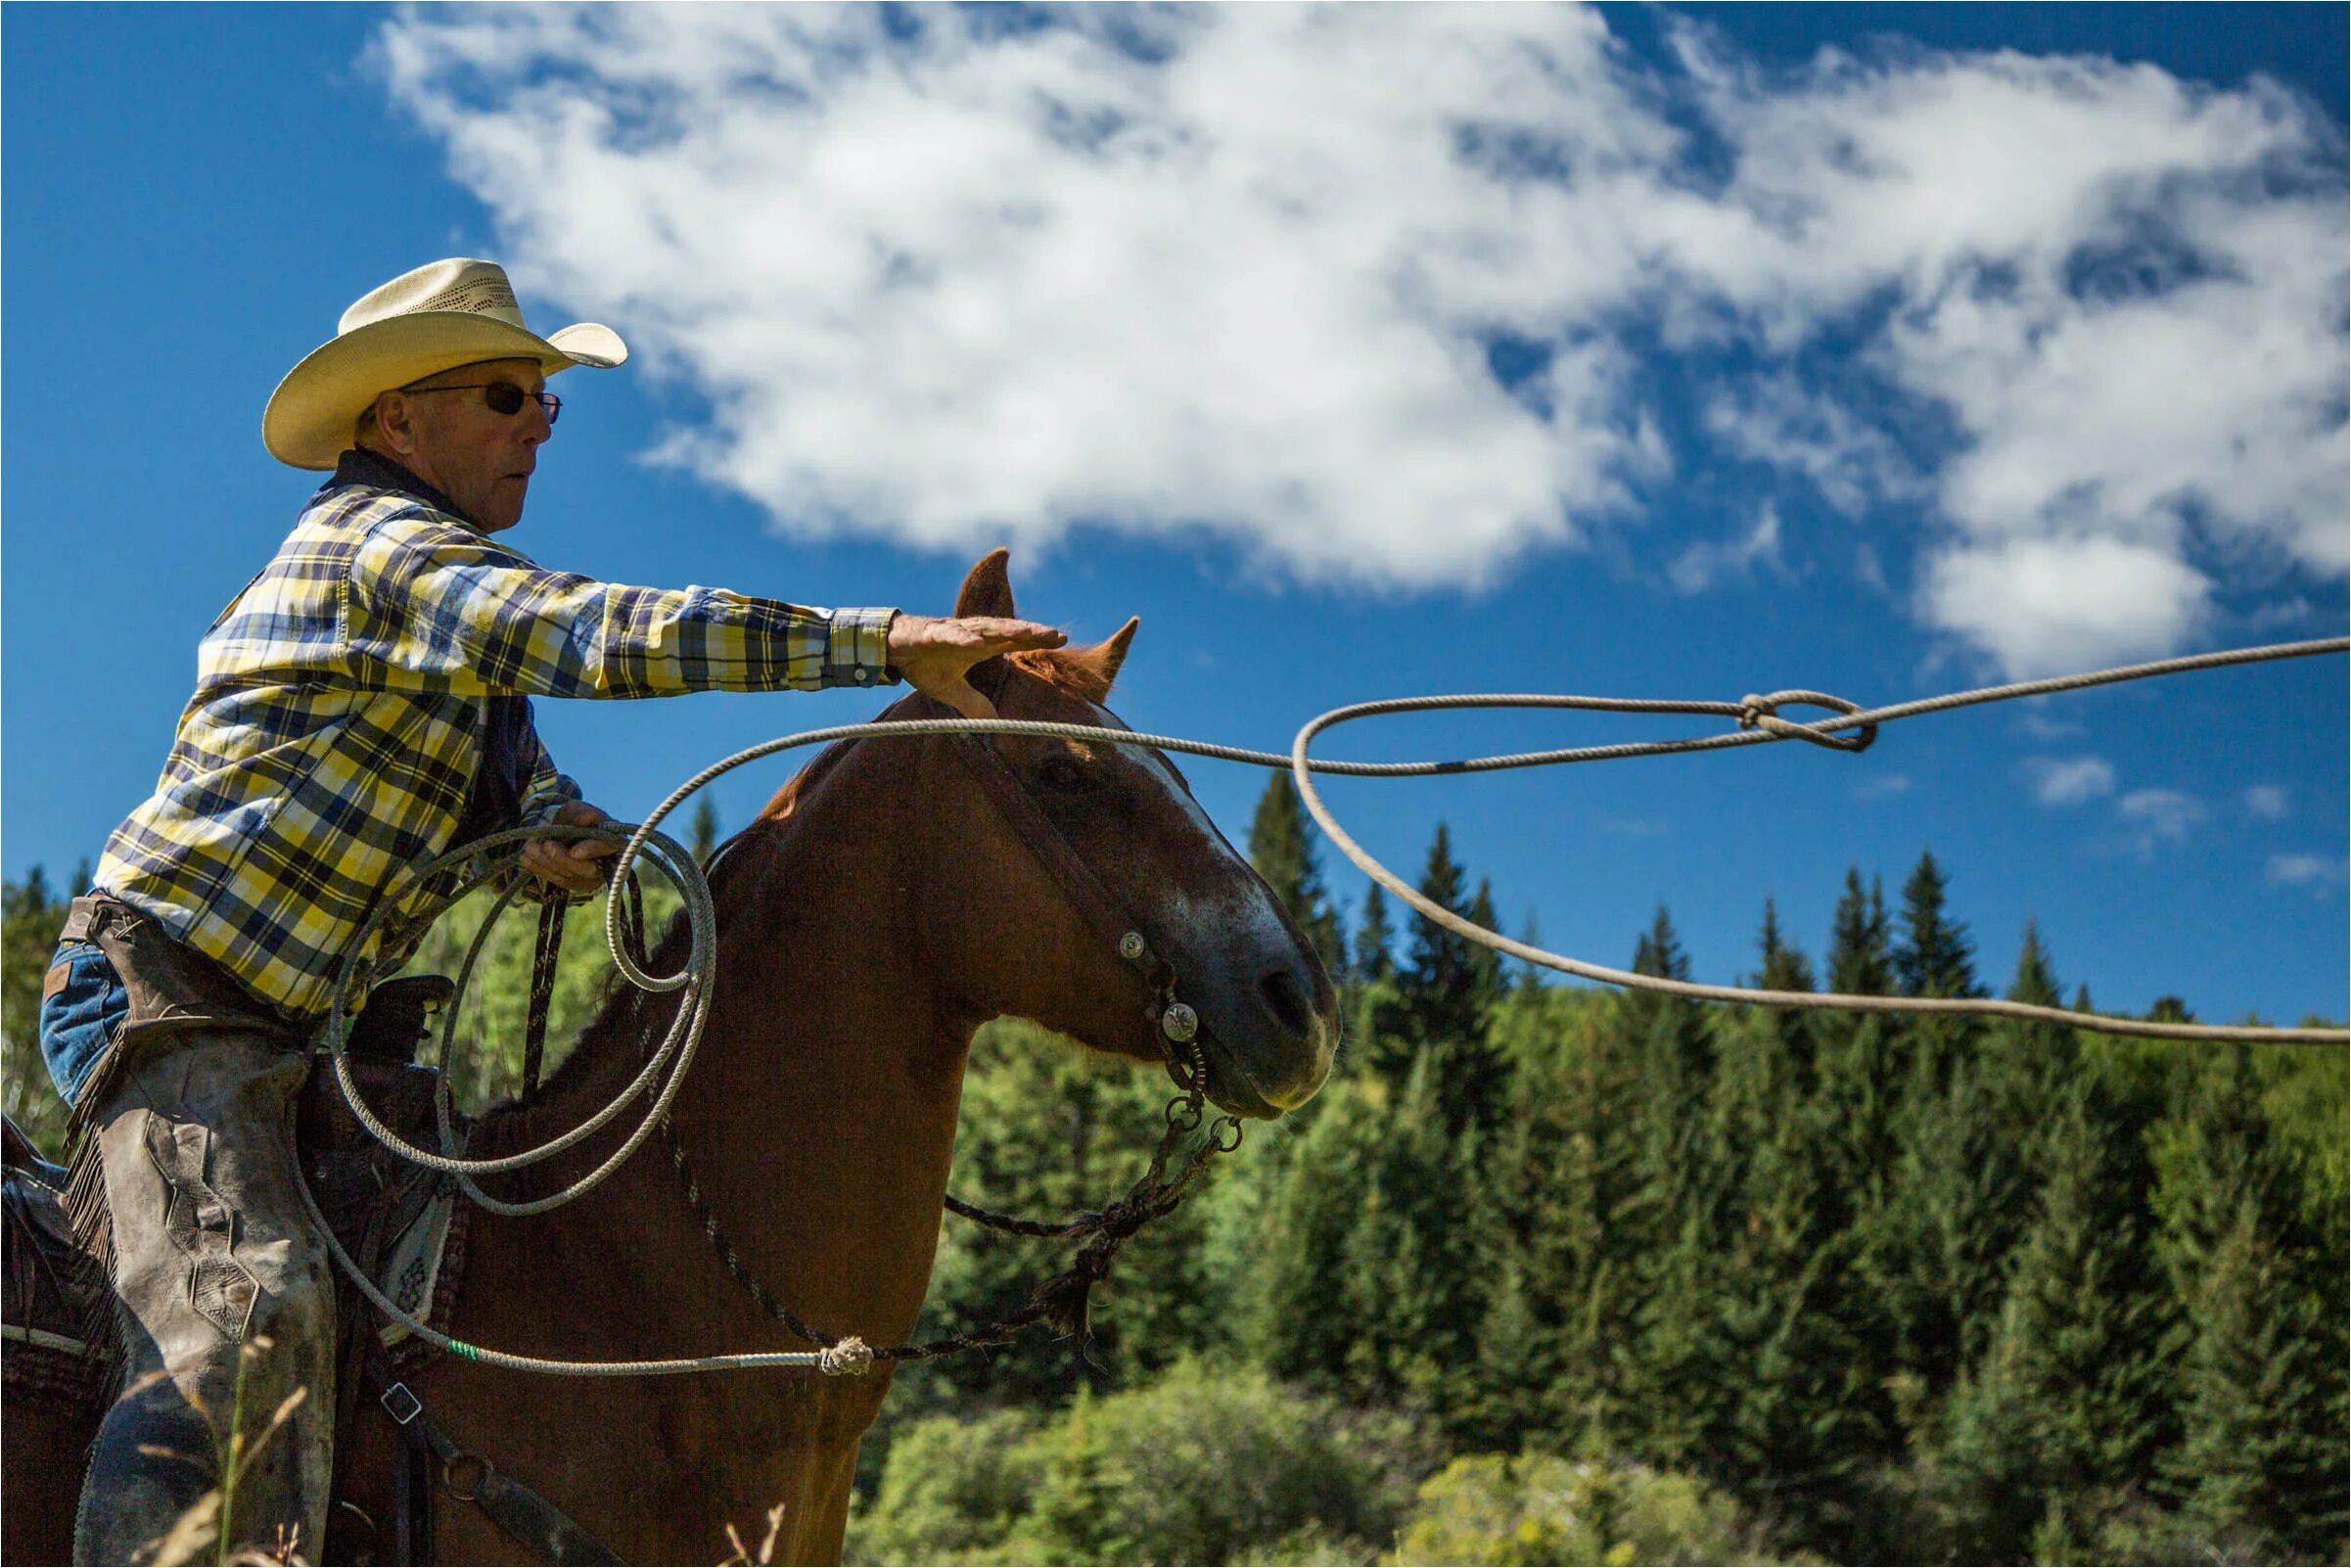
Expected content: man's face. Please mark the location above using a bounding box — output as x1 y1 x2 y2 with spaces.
381 357 553 532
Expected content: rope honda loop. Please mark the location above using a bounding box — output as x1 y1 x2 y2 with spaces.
1737 690 1875 753
300 631 2348 1384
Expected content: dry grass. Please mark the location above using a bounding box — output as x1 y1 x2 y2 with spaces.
720 1502 789 1565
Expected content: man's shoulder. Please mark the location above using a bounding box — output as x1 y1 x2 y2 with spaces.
291 484 513 561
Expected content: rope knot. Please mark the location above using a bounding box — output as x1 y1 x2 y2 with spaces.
1736 690 1877 754
817 1336 875 1377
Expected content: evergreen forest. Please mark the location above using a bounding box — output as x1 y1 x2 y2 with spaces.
4 781 2344 1565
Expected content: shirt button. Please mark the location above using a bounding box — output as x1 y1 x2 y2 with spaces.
853 669 870 683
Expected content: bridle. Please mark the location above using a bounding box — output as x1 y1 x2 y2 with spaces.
944 723 1208 1079
643 699 1247 1369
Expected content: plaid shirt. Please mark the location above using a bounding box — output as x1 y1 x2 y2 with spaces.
94 450 897 1022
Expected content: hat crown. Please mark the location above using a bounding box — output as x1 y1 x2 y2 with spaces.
266 257 625 470
339 258 530 338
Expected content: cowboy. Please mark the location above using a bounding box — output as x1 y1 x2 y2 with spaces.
39 257 1063 1563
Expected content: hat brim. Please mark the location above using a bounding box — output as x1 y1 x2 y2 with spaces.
262 312 627 471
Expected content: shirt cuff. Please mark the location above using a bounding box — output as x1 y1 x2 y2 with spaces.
520 773 585 829
824 607 899 689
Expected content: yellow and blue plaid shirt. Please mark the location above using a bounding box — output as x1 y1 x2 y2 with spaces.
94 450 897 1023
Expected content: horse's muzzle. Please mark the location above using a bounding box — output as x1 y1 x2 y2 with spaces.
1200 959 1338 1118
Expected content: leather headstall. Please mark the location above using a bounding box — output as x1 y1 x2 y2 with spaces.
934 707 1208 1084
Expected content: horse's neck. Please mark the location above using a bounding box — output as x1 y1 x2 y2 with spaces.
530 781 977 1350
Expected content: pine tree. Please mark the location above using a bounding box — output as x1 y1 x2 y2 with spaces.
2007 920 2061 1010
1511 912 1546 1002
688 796 722 865
1388 825 1503 1128
1808 871 1905 1460
1935 1073 2171 1559
1244 1082 1381 1387
1886 923 2067 1410
1244 773 1345 974
1463 878 1505 1014
1749 897 1818 1091
1755 897 1817 994
1335 1053 1484 1428
1618 908 1737 1470
1354 885 1395 985
1705 1000 1879 1551
1401 823 1480 1044
2150 1046 2347 1559
1478 991 1642 1448
1892 850 1982 1098
1893 851 1980 999
1817 872 1899 1197
1826 870 1893 996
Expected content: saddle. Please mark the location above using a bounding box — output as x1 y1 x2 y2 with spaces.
3 976 471 1557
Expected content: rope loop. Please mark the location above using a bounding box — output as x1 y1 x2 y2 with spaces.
1737 689 1877 753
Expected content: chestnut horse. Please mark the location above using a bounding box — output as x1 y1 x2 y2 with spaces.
5 551 1338 1564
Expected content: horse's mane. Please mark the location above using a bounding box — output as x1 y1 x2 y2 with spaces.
477 639 1115 1135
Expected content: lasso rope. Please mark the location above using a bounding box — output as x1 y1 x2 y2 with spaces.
308 633 2348 1380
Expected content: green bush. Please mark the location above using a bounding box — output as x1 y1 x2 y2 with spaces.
1384 1452 1790 1567
853 1358 1428 1565
852 1407 1048 1566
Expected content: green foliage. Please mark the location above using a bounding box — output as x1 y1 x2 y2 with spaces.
1355 884 1396 985
2150 1047 2349 1560
3 863 84 1156
1933 1074 2171 1558
687 797 722 865
907 1019 1232 1411
1246 773 1346 976
856 1360 1426 1566
851 1407 1047 1565
1385 1452 1795 1566
392 877 682 1112
1894 851 1980 1001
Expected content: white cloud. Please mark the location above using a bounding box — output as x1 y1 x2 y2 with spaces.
1667 502 1784 593
2026 755 2117 806
2013 704 2083 741
375 6 2346 653
1702 376 1920 517
2267 852 2341 887
2116 786 2206 849
1854 772 1913 801
1920 535 2212 677
2245 784 2289 820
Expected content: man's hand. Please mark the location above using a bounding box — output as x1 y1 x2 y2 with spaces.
889 614 1067 720
521 801 621 899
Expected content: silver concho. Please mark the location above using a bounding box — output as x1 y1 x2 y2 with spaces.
1119 932 1148 962
1160 1001 1199 1043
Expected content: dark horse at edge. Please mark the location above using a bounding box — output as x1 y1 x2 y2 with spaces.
4 551 1339 1564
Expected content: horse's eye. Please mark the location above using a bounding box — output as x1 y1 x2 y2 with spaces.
1038 756 1088 792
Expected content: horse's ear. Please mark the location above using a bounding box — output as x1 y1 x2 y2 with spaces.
954 549 1016 619
1092 617 1139 692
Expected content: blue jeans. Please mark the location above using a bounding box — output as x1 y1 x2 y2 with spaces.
37 937 131 1110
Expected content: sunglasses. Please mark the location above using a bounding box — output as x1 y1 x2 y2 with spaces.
401 380 562 425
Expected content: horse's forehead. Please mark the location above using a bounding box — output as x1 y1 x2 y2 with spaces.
1077 699 1171 780
1079 699 1222 831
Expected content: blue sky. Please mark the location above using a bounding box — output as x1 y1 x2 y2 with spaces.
5 4 2344 1025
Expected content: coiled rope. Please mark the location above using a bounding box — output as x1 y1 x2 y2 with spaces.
306 632 2348 1380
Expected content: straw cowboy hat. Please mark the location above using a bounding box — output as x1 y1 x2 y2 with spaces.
263 257 627 470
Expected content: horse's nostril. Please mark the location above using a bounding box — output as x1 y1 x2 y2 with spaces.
1258 968 1313 1038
